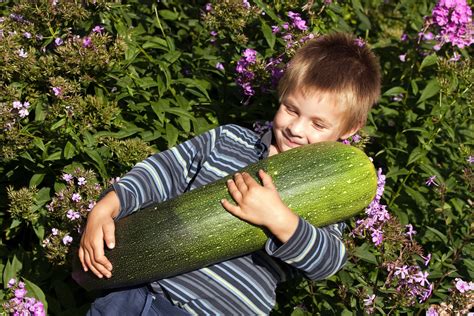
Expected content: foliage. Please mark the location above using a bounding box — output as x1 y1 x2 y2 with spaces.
0 0 472 315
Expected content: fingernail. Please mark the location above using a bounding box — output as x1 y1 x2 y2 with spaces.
109 243 115 249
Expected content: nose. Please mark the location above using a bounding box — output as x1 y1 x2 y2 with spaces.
287 118 305 138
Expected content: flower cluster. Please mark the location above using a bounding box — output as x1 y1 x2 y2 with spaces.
235 11 313 99
351 168 391 246
42 168 103 265
427 278 474 315
2 278 45 316
351 168 432 308
430 0 473 49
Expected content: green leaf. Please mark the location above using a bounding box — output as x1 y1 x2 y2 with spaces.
417 79 440 103
24 278 48 313
45 151 62 161
159 9 179 20
34 102 46 121
404 185 428 206
165 123 179 148
383 86 406 96
407 147 426 165
30 173 46 187
261 20 276 50
426 226 448 243
32 138 46 152
354 244 377 264
420 54 438 70
50 118 66 130
84 149 108 180
3 255 22 288
63 141 76 160
32 224 45 241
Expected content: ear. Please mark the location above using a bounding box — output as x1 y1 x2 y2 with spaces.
339 123 363 140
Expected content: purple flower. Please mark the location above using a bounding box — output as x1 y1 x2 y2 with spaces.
54 37 63 46
66 209 80 220
210 30 217 37
23 101 30 109
52 228 59 235
23 32 32 38
14 288 27 299
13 101 22 109
92 25 104 33
82 36 92 48
342 139 350 145
71 193 82 202
204 3 212 12
399 54 407 62
62 173 73 182
215 62 224 71
77 177 87 186
449 52 461 61
371 229 383 246
354 38 365 47
405 224 417 238
52 86 62 96
271 25 280 33
363 294 375 306
287 11 307 31
414 271 429 286
18 108 29 118
455 278 470 293
395 265 409 279
18 48 28 58
422 253 432 266
241 82 255 96
426 307 438 316
242 0 250 9
8 278 16 288
467 155 474 164
400 33 408 41
243 48 257 63
62 235 73 245
352 134 361 143
88 200 96 211
425 175 438 186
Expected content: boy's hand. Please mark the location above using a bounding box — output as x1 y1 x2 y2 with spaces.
78 191 119 279
221 170 299 243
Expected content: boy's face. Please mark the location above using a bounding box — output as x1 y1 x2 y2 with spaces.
270 89 357 156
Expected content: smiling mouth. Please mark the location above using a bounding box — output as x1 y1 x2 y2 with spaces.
283 134 302 147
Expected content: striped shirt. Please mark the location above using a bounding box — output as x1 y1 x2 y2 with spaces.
111 124 347 315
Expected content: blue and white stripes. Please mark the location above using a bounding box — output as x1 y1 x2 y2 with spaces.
111 124 347 314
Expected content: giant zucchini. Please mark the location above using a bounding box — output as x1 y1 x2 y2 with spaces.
72 141 377 290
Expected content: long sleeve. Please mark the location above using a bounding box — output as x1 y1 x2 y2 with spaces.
110 126 220 220
265 218 348 280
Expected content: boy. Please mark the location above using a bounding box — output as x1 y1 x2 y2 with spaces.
79 32 381 315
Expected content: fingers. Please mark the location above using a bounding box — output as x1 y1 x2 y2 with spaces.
103 222 116 250
78 246 87 272
220 199 246 220
258 169 275 189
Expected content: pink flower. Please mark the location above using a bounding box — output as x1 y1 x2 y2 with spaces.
54 37 63 46
13 101 23 109
71 193 82 202
62 173 73 182
425 175 438 186
18 48 28 58
399 54 407 62
426 306 438 316
395 265 409 279
66 209 80 220
18 108 29 118
62 235 73 245
354 38 365 47
92 25 104 33
82 36 92 48
14 288 27 299
414 271 429 286
77 177 87 186
52 86 62 96
455 278 470 293
52 228 59 235
215 62 224 71
8 278 16 288
363 294 375 306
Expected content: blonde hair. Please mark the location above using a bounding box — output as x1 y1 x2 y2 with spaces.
278 32 381 134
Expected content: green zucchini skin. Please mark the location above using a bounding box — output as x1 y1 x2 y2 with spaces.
72 141 377 290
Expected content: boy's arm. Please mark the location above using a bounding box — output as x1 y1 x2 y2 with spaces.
80 126 222 278
222 169 347 280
